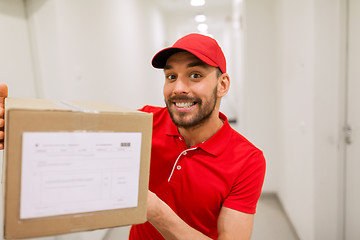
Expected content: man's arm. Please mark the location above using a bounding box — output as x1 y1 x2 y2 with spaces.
147 191 211 240
217 207 254 240
0 83 8 150
147 191 254 240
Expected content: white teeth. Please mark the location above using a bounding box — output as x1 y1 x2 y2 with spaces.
175 102 194 108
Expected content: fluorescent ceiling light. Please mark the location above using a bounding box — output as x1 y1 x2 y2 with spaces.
191 0 205 7
197 23 208 32
195 14 206 23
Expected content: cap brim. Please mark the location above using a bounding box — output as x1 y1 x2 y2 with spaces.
151 47 219 70
151 48 185 69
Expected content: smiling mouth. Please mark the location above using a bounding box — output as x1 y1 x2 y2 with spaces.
175 102 196 108
168 96 200 110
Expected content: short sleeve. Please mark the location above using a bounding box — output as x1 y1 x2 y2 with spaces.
222 151 266 214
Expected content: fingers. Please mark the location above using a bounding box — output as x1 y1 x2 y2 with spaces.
0 83 8 117
0 107 4 119
0 83 8 98
0 83 8 150
0 125 4 149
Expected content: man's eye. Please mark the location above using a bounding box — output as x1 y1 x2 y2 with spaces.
166 75 176 81
190 73 202 79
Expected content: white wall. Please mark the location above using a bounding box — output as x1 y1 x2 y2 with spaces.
276 1 316 239
0 0 37 98
241 0 280 193
24 0 165 109
243 0 346 239
277 1 345 239
312 1 346 239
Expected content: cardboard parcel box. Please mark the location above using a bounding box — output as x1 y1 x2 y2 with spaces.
2 98 153 239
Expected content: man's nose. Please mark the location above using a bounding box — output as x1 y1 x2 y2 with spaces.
173 77 189 95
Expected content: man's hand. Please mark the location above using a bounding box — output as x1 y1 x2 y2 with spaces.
0 83 8 150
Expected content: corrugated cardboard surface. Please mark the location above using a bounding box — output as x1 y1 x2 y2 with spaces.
2 98 152 239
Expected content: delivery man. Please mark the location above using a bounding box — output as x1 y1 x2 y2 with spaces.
0 33 266 240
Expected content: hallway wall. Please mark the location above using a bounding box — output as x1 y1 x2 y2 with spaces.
241 0 280 194
0 0 37 98
24 0 165 109
1 0 166 109
244 0 346 239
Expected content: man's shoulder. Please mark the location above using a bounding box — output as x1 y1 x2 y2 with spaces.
225 127 264 159
138 105 167 114
138 105 171 126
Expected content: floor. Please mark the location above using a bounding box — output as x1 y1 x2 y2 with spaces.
252 193 300 240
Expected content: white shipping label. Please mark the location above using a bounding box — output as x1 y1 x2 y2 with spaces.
20 132 142 219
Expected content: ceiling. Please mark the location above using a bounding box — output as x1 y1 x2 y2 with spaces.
153 0 233 12
152 0 234 38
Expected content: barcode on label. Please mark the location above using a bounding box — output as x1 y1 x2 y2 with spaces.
121 142 131 147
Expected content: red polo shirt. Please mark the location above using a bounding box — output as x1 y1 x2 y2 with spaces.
130 106 266 239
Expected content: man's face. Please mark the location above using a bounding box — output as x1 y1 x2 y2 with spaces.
163 51 220 129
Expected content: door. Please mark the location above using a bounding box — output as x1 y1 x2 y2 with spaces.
345 0 360 239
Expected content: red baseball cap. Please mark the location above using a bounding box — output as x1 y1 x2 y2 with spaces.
151 33 227 73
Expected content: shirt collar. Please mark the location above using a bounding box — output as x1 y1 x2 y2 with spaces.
165 112 232 157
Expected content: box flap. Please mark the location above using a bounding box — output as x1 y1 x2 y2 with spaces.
5 98 145 115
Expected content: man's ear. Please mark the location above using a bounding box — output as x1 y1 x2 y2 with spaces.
217 73 230 98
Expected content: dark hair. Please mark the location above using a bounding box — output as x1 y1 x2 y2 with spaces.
216 67 223 78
